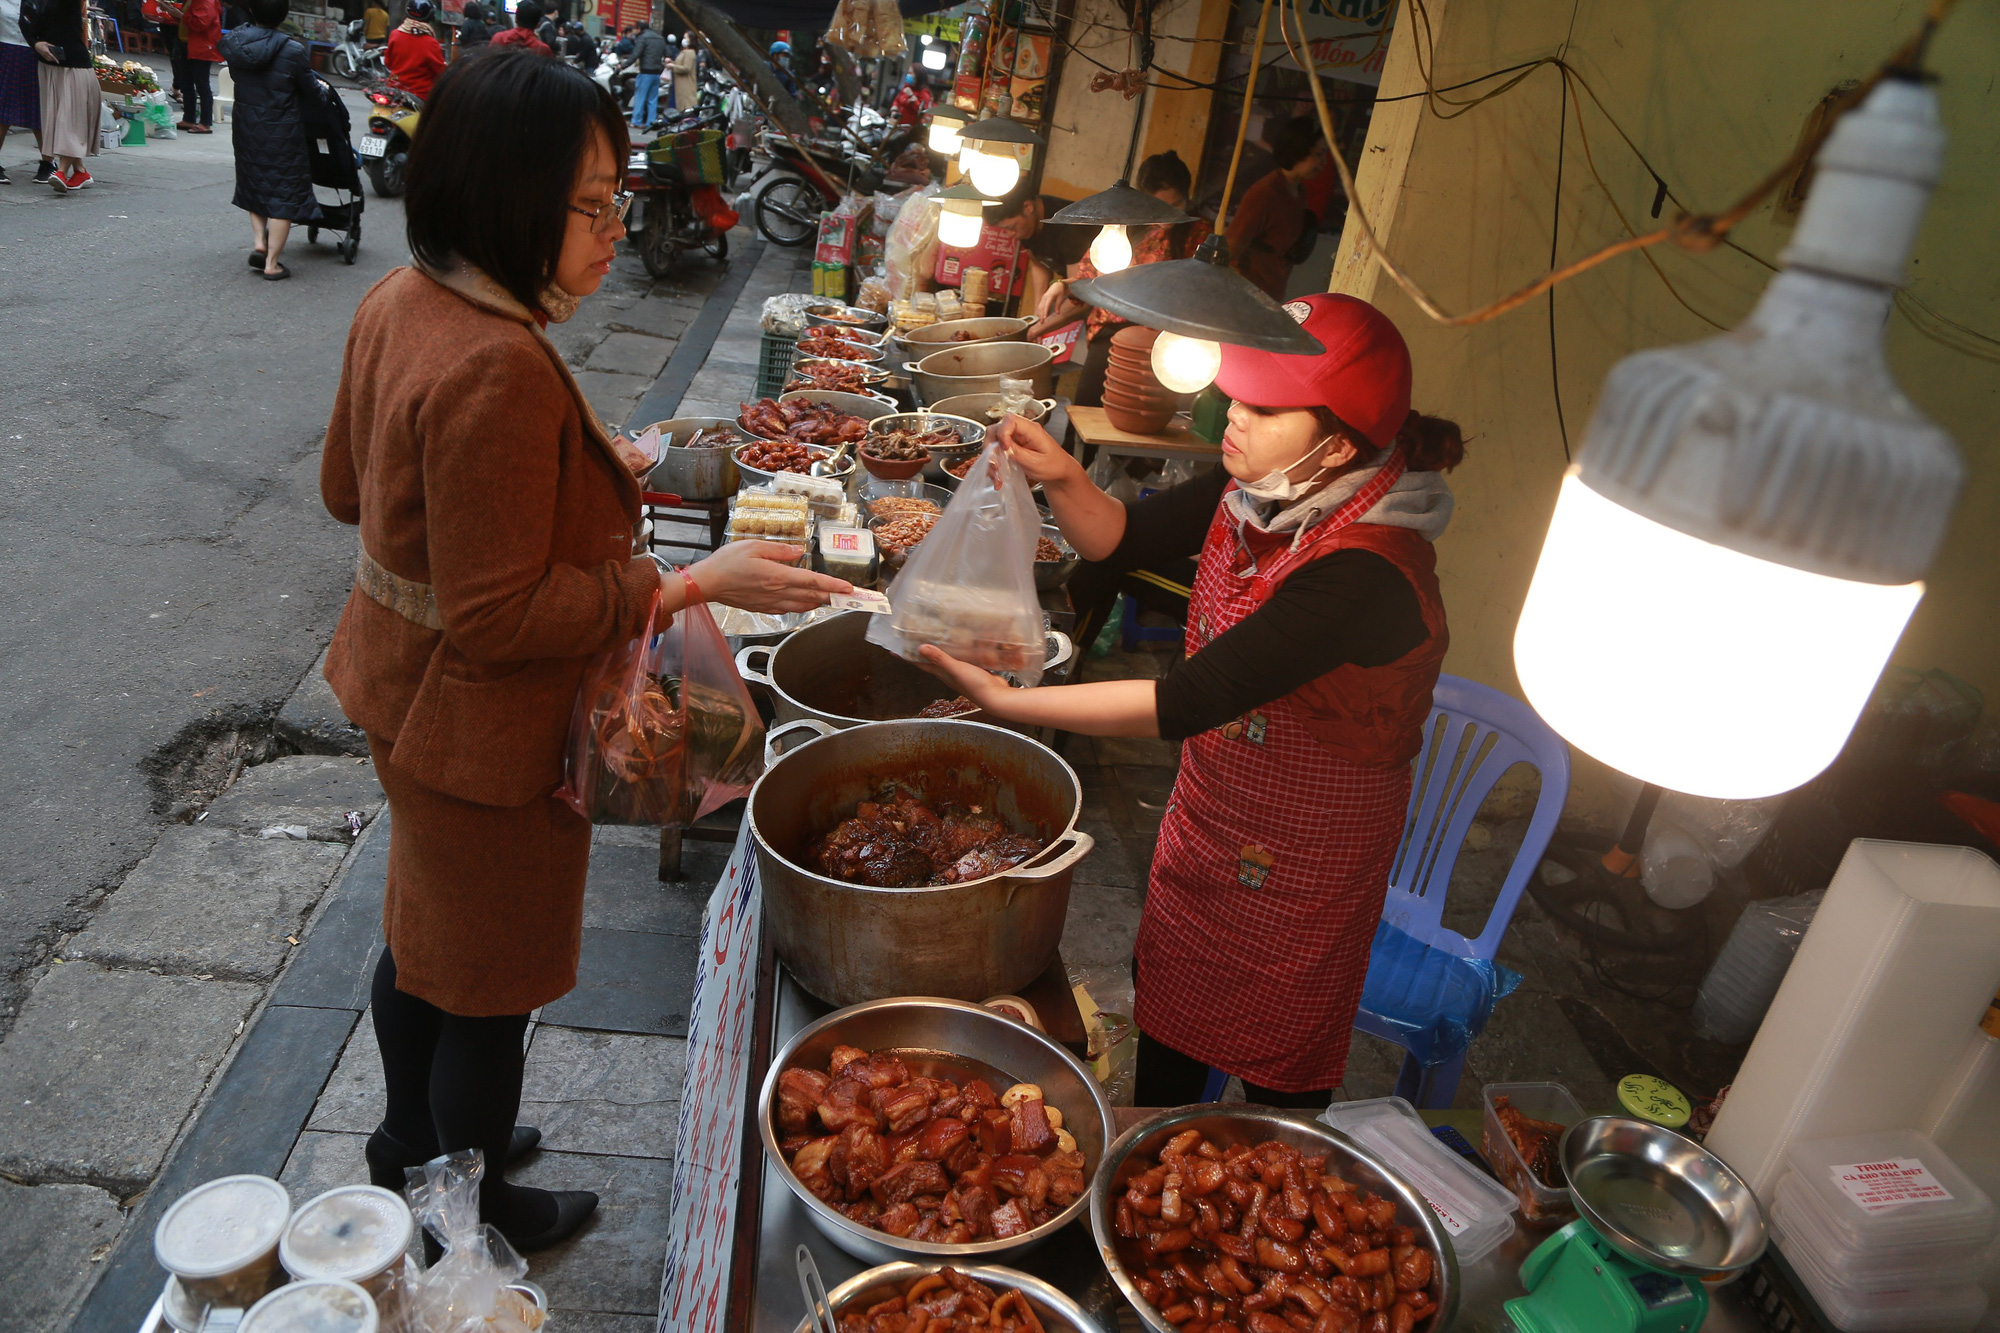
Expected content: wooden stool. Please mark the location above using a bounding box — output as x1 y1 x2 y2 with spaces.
646 495 730 558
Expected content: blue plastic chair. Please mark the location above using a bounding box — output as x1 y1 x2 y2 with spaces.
1354 674 1570 1107
1197 675 1569 1108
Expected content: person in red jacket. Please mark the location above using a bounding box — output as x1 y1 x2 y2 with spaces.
385 0 445 101
920 295 1466 1109
175 0 220 131
489 0 552 56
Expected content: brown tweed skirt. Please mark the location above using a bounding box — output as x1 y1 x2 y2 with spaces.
369 732 593 1017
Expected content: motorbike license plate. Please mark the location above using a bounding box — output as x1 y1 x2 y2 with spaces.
358 136 387 158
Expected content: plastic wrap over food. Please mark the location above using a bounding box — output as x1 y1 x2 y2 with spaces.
760 292 824 337
1356 921 1523 1068
380 1152 544 1333
867 439 1046 685
884 182 940 301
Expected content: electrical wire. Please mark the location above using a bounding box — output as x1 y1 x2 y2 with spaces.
1546 8 1575 463
1214 0 1274 235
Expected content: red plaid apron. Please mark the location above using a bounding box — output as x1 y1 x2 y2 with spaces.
1132 458 1427 1092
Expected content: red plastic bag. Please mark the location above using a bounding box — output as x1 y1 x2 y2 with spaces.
558 593 765 826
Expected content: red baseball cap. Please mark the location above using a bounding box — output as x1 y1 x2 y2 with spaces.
1213 294 1413 450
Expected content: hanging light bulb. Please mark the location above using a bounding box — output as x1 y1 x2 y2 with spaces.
921 46 947 69
1089 224 1133 274
963 143 1021 197
1512 78 1962 800
1151 331 1222 393
926 105 969 156
934 181 987 249
1070 235 1322 358
956 113 1042 199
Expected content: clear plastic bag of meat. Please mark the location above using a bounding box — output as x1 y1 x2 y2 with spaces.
557 592 765 827
380 1151 545 1333
868 438 1047 686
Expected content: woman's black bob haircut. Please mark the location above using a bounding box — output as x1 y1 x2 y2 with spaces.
405 50 629 314
246 0 288 27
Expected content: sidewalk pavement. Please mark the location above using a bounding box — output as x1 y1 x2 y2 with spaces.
0 233 780 1333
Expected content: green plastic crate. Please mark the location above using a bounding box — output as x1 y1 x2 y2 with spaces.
755 331 799 400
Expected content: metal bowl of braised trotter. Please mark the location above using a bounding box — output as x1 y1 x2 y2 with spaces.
759 996 1115 1266
1090 1104 1458 1333
790 1261 1104 1333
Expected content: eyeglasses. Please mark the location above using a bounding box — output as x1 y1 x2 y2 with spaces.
568 191 633 234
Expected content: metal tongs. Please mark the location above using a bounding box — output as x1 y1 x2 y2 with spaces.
796 1244 839 1333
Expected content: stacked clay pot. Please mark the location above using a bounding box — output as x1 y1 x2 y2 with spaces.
1101 325 1181 434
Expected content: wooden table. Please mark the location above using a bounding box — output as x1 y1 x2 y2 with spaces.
1066 405 1224 464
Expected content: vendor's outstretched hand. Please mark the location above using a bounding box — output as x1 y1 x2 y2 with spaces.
917 644 1015 715
681 541 850 614
991 413 1083 488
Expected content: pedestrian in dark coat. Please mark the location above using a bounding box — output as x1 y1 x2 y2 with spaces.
220 0 324 279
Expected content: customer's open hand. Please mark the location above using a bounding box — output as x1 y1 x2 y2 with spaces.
680 540 850 614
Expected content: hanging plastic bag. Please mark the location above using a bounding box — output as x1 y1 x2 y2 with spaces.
381 1151 544 1333
868 438 1047 685
558 592 765 826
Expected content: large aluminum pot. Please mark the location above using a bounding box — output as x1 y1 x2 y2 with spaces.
904 341 1056 405
789 1261 1105 1333
748 719 1094 1006
889 315 1035 366
735 611 1073 730
1090 1105 1461 1333
928 390 1059 425
759 998 1114 1266
638 416 740 501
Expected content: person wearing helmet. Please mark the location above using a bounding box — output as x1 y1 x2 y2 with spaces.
385 0 444 100
919 295 1468 1108
768 38 797 96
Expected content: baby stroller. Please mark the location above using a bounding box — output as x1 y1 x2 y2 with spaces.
301 76 364 264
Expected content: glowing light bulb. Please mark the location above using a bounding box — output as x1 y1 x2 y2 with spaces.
1088 224 1132 274
937 206 983 249
927 117 963 156
1514 474 1924 799
962 144 1021 198
1150 331 1222 393
921 46 947 69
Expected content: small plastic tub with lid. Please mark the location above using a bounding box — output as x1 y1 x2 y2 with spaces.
281 1184 414 1299
1771 1205 1989 1332
239 1278 378 1333
153 1174 292 1310
1480 1081 1585 1225
1772 1180 1999 1289
1783 1130 1996 1255
1320 1095 1519 1265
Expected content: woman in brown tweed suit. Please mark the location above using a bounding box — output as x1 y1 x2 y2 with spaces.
320 51 847 1249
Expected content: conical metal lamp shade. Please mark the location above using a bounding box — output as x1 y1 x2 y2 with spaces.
1069 239 1322 353
956 115 1045 148
1049 180 1193 229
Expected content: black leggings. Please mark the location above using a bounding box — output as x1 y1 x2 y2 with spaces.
1135 1029 1334 1110
370 949 541 1225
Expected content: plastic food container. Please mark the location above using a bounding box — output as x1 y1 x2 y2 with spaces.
153 1175 293 1310
1320 1096 1518 1265
1481 1082 1585 1225
1771 1203 1989 1332
815 524 877 585
280 1185 413 1297
1782 1129 1996 1255
238 1278 378 1333
1773 1179 1997 1288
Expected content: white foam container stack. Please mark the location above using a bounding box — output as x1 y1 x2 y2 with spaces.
1320 1096 1519 1266
1769 1129 1996 1332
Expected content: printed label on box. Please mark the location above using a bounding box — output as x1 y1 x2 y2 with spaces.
935 226 1020 295
1830 1158 1954 1213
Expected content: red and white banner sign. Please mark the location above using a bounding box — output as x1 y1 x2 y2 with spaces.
657 826 763 1333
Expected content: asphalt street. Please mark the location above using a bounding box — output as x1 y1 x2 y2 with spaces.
0 79 406 1030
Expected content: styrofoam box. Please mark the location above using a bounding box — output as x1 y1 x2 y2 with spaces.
1320 1096 1518 1266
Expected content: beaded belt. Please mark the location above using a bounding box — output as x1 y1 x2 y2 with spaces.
355 547 443 631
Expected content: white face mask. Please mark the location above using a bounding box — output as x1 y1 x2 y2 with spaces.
1237 433 1336 504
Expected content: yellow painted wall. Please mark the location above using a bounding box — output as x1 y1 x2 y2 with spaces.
1334 0 2000 825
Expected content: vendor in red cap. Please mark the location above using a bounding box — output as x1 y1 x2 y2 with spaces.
920 294 1465 1106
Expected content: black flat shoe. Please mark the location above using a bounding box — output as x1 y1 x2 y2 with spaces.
364 1125 544 1191
248 251 266 268
494 1189 598 1252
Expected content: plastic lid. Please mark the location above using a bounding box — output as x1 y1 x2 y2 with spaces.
280 1186 413 1282
154 1176 292 1280
1772 1207 1989 1332
1616 1074 1691 1129
1784 1130 1996 1252
239 1279 378 1333
1774 1176 1999 1279
1321 1097 1518 1266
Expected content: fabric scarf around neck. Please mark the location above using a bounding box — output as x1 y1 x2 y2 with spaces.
417 256 580 327
1221 446 1457 562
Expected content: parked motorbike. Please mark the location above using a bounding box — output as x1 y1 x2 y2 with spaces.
358 80 421 198
330 17 384 81
736 121 919 248
625 134 738 278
